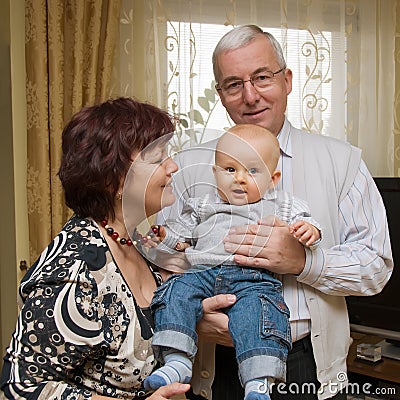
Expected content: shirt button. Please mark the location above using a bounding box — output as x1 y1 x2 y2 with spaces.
201 370 210 378
200 389 208 397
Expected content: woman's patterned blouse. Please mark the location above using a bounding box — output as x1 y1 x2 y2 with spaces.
0 215 161 399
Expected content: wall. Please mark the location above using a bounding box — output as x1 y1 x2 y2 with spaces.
0 0 29 366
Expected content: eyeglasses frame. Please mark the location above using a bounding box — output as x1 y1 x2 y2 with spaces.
215 66 286 95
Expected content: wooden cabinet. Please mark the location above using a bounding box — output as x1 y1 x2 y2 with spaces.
346 332 400 399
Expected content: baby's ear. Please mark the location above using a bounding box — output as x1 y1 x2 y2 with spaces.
212 165 217 175
270 170 281 187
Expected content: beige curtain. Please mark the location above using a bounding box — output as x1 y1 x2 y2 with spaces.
396 0 400 176
114 0 400 177
26 0 121 262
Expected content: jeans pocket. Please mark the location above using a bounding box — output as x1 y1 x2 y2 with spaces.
259 293 291 347
150 274 180 312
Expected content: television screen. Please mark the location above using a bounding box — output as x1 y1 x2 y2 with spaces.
346 177 400 338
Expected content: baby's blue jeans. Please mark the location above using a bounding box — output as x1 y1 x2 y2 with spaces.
150 265 291 385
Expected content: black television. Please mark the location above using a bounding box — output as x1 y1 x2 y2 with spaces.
346 177 400 359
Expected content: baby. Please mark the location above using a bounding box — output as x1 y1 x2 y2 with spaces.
145 124 321 400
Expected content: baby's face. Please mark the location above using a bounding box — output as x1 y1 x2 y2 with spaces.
213 148 271 205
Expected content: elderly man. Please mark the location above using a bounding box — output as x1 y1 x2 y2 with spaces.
159 25 393 400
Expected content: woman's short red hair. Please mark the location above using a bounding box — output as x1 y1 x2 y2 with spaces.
58 97 174 221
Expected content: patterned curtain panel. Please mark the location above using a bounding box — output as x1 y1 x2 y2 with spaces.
113 0 400 176
396 1 400 176
26 0 121 262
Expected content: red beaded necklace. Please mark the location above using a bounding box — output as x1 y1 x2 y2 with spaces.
101 219 133 246
101 219 153 247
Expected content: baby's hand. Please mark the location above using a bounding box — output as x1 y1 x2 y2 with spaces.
174 242 191 251
151 225 166 242
150 225 190 252
289 221 320 247
142 225 166 249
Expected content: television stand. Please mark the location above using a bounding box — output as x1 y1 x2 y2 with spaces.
377 339 400 361
347 332 400 384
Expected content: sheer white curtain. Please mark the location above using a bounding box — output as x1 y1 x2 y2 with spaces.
112 0 399 176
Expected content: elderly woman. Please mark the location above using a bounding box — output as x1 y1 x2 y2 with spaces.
0 98 194 400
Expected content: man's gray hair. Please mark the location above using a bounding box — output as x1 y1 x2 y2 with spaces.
212 24 287 83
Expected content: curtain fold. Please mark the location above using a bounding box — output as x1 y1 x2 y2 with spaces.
395 0 400 176
26 0 121 262
353 0 396 176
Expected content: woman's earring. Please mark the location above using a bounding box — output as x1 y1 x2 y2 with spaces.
116 192 122 201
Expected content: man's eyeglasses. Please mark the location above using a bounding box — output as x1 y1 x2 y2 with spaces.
215 67 286 97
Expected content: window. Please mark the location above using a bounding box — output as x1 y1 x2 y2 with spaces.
167 22 345 143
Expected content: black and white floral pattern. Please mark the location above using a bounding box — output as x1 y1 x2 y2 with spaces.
1 216 161 399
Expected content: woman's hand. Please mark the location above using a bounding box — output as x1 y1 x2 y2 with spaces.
154 252 191 274
92 383 190 400
197 294 236 347
147 382 190 399
223 215 306 275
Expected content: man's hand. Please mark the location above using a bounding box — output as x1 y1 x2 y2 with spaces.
197 294 236 347
223 215 306 275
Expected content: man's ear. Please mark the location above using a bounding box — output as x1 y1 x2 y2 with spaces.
212 165 217 175
284 68 293 96
270 170 281 187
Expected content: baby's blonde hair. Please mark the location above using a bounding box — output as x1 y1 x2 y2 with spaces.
216 124 280 173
